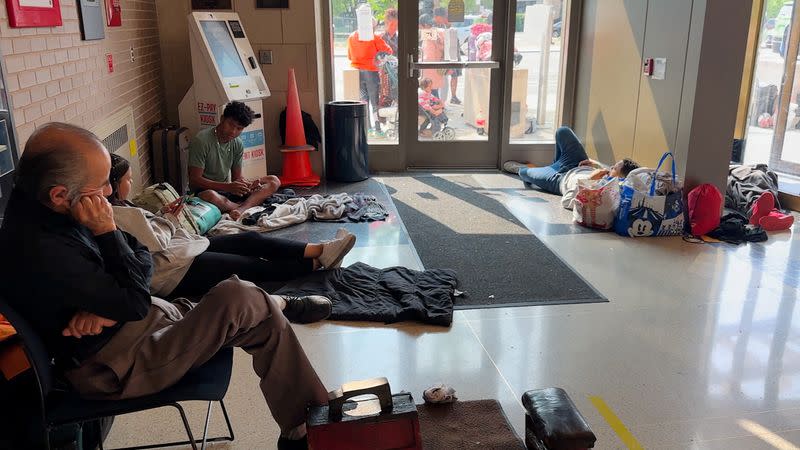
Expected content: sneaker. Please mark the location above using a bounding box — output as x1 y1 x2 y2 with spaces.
319 228 356 269
280 295 332 324
503 160 528 174
277 435 308 450
759 209 794 231
334 227 349 240
450 96 461 105
749 191 775 225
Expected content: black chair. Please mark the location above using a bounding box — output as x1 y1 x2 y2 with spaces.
0 298 235 450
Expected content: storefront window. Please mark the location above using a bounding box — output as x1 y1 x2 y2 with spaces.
508 0 566 143
331 1 399 144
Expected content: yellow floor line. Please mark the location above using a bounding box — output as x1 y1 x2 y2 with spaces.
589 395 645 450
738 419 800 450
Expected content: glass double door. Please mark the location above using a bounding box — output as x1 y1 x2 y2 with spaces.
401 1 506 168
331 1 507 168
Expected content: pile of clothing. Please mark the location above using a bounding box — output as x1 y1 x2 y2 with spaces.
209 190 389 236
695 164 795 244
724 165 793 234
707 211 767 245
726 164 781 215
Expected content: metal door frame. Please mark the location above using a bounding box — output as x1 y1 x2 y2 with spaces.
400 1 510 169
769 0 800 175
318 0 581 171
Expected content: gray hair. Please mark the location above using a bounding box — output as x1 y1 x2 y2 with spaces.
16 122 103 205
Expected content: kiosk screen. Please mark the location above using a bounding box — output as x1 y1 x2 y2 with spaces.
201 20 247 78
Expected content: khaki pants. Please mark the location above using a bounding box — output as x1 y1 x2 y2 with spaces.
65 276 328 433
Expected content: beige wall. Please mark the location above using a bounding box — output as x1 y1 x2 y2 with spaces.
573 0 752 192
156 0 323 175
630 0 693 167
0 0 165 186
573 0 694 169
572 0 646 166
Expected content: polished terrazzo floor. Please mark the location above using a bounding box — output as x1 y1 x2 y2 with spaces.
104 173 800 449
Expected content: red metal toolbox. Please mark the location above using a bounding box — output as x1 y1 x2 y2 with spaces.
307 378 422 450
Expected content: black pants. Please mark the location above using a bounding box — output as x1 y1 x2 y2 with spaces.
171 231 313 297
359 70 380 128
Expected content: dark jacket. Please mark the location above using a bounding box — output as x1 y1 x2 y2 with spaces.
279 109 322 149
0 189 153 364
276 262 457 326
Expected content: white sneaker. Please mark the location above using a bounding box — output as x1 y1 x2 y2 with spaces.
503 160 528 174
320 228 356 269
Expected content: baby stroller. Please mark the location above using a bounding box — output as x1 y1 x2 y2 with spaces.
419 106 455 140
376 53 400 139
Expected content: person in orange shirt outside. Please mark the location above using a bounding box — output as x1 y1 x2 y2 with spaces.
347 20 393 137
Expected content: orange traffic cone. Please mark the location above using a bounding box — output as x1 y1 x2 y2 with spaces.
279 68 320 187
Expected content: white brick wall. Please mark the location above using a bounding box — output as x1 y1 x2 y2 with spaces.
0 0 165 185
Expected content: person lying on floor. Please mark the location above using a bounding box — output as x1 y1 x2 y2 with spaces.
107 153 356 305
189 100 280 220
0 123 326 449
503 126 640 209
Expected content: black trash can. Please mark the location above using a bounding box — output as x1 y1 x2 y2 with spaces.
325 101 369 182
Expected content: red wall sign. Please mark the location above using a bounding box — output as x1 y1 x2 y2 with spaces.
6 0 63 28
106 53 114 73
105 0 121 27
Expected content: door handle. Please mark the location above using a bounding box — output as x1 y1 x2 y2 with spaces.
408 58 501 78
410 61 501 70
408 54 417 78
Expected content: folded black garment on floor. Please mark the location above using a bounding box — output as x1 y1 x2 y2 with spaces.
708 211 768 244
275 262 457 326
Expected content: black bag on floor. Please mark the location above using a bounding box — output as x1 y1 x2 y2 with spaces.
0 369 114 449
48 417 114 450
279 109 321 149
731 139 744 164
707 211 767 244
149 125 190 195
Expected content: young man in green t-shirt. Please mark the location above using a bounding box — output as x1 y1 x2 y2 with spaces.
189 101 279 219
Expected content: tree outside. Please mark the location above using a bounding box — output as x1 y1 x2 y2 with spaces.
332 0 485 20
766 0 789 18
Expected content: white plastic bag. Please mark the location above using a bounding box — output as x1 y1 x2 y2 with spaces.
356 4 374 40
624 166 682 196
572 178 620 230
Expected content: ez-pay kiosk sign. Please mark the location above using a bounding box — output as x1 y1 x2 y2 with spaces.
197 102 218 126
179 12 271 180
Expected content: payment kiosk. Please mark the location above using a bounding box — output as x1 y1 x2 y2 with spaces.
178 12 270 179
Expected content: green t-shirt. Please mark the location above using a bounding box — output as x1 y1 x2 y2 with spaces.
188 127 244 183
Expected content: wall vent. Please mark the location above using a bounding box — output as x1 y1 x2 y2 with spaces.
102 124 129 157
90 106 143 195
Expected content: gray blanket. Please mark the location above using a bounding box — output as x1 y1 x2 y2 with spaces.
725 164 781 216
